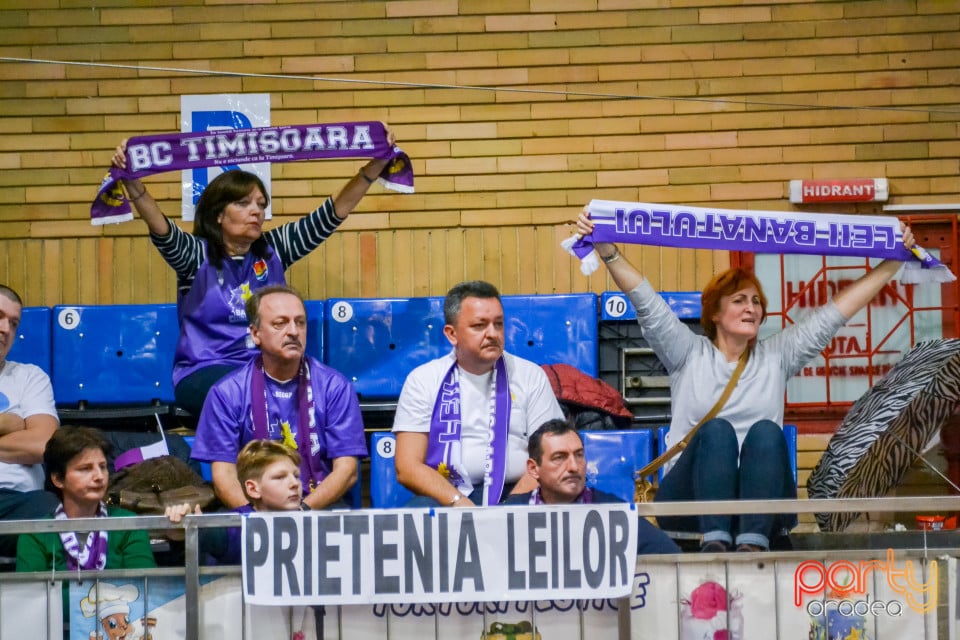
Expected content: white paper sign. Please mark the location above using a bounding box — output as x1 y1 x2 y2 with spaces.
242 505 638 605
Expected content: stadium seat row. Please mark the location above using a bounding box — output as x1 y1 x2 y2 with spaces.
14 294 601 411
16 291 800 510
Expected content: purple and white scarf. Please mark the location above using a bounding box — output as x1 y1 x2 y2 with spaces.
91 121 414 225
425 357 511 506
528 485 594 505
55 502 109 571
565 199 954 284
250 356 322 493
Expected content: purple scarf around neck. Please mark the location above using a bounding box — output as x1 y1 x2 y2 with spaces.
426 356 511 506
250 355 321 492
91 121 414 225
55 502 109 571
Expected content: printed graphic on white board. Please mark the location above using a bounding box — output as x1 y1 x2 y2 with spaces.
180 94 271 221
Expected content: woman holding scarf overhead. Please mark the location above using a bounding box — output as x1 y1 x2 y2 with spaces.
110 125 396 415
16 427 155 572
577 209 914 552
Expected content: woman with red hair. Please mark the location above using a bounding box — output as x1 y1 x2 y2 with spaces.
578 210 914 552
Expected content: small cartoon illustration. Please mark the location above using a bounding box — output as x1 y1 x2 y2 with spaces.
482 620 541 640
680 580 743 640
80 583 156 640
808 614 868 640
807 586 869 640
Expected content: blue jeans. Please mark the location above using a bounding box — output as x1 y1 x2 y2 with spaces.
654 418 796 549
175 364 239 416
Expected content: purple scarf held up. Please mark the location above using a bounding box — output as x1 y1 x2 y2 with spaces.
425 357 512 506
91 121 415 225
564 199 955 285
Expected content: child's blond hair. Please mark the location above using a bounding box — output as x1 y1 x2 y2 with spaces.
236 439 301 502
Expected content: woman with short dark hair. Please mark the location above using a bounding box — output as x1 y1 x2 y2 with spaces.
16 427 155 572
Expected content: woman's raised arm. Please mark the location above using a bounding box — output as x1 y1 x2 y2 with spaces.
577 206 645 293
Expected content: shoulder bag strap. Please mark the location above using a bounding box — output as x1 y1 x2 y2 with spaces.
635 347 749 480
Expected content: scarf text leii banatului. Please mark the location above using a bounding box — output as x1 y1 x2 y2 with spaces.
565 199 954 285
91 121 414 225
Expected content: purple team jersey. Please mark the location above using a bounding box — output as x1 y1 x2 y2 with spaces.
173 243 286 387
191 356 367 493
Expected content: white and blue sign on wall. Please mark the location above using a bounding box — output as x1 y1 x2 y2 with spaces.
179 94 271 221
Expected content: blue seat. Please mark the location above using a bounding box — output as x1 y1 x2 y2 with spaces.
501 293 598 376
783 423 798 484
12 306 51 376
580 429 654 502
347 464 363 509
303 299 325 365
600 290 701 322
181 435 213 483
369 431 414 508
51 304 178 407
324 297 446 401
655 424 798 483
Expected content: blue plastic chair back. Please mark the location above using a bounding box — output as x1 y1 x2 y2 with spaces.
51 304 178 406
346 463 363 509
11 306 52 376
783 423 798 484
601 291 701 322
369 431 414 508
303 299 325 365
581 429 654 502
324 297 446 401
181 435 213 483
501 293 598 376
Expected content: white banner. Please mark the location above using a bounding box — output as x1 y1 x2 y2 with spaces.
242 505 639 606
630 553 949 640
1 582 60 636
8 552 948 640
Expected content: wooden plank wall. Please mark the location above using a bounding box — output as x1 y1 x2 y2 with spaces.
0 1 958 309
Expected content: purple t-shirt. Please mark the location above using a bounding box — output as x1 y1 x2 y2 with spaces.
191 356 368 493
173 243 286 386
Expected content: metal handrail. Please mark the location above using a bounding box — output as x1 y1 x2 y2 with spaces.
2 496 958 640
2 495 957 537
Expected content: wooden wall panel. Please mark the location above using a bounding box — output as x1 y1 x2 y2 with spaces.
0 2 958 304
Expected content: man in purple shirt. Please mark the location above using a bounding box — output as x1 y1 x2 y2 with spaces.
191 285 367 510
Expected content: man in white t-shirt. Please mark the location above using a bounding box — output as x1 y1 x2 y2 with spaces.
393 281 563 507
0 285 59 555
